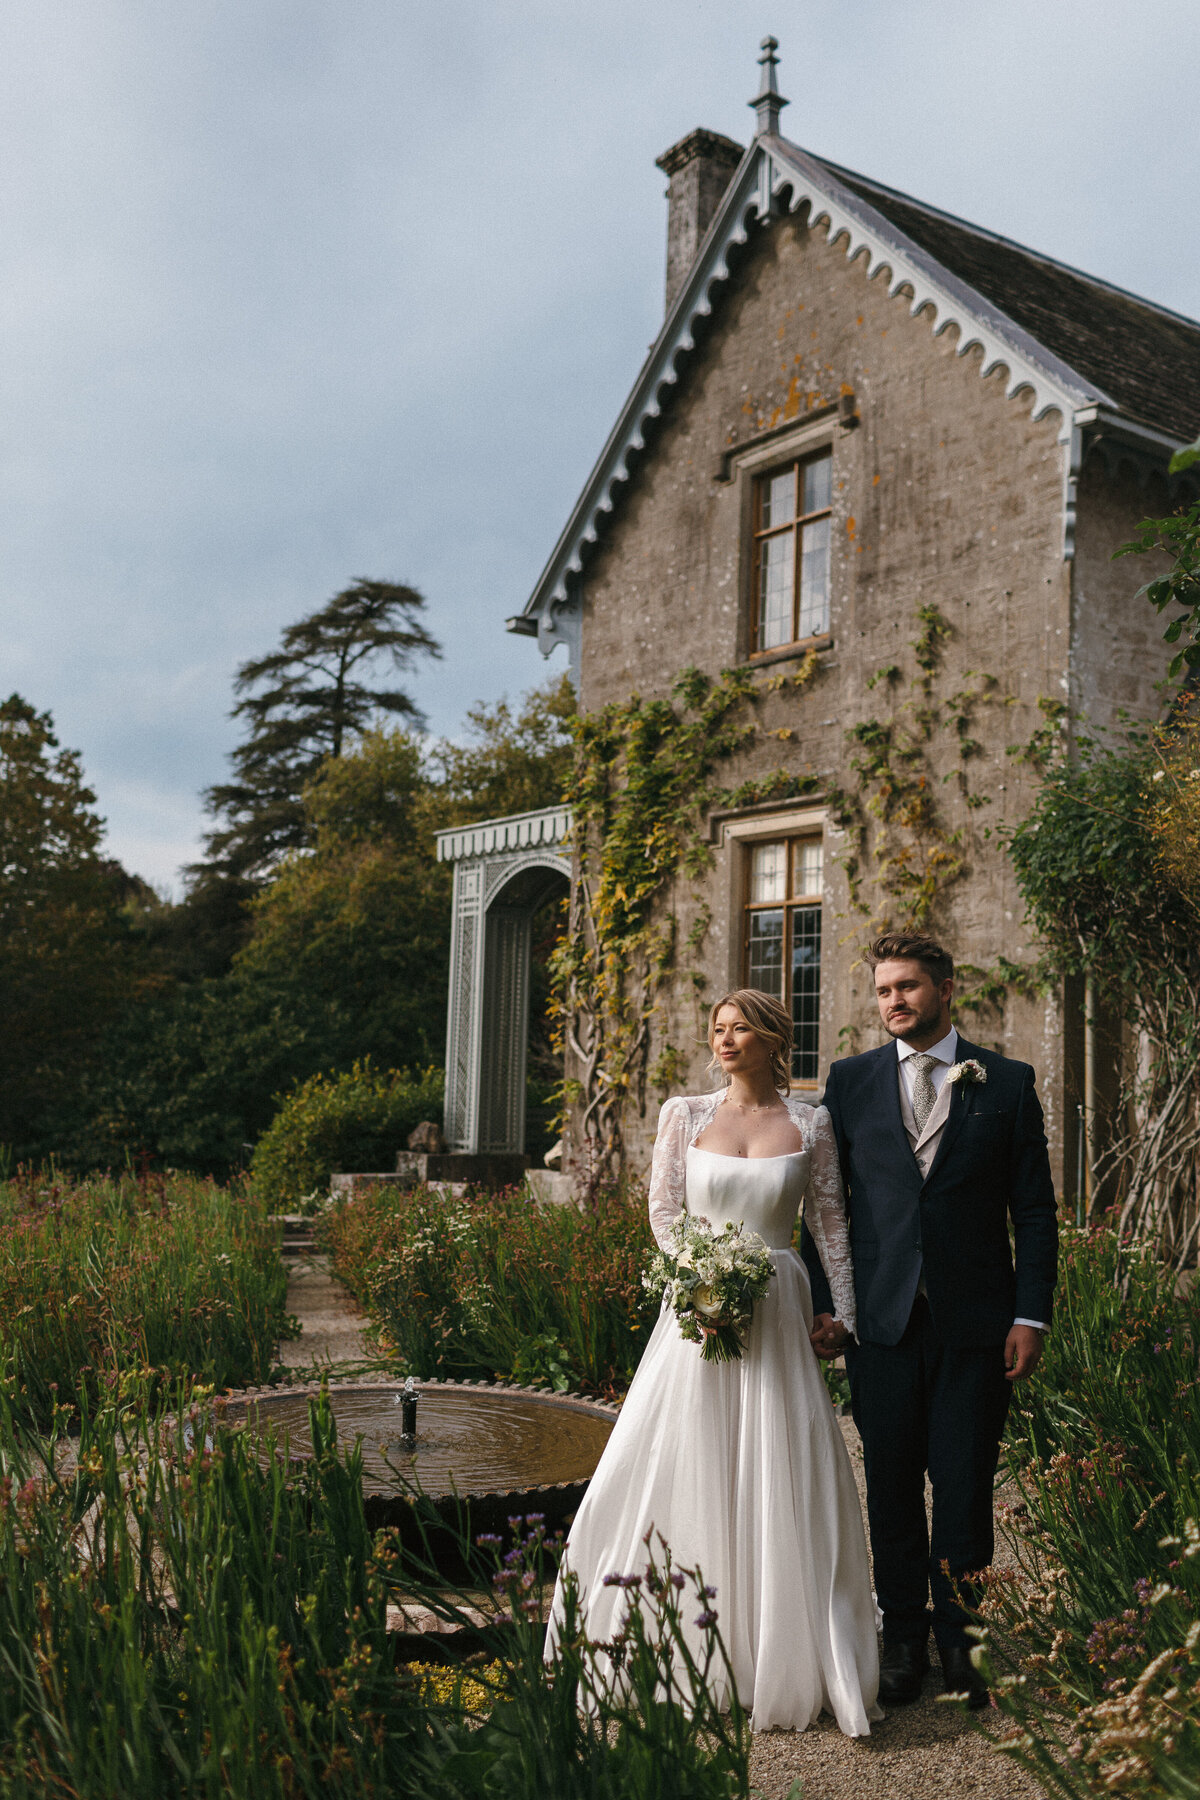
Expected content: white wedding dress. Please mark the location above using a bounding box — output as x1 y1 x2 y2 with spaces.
545 1094 881 1736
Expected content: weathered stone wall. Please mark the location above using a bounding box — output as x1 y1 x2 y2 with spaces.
566 206 1162 1190
1072 454 1175 729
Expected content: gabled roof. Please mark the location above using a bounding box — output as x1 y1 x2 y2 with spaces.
514 111 1200 661
824 159 1200 446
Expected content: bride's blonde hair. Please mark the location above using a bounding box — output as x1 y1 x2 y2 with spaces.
706 989 793 1093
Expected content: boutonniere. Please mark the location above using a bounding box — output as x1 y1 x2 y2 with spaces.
946 1059 987 1087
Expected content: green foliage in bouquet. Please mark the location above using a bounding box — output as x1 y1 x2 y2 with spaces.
643 1214 775 1365
250 1059 443 1211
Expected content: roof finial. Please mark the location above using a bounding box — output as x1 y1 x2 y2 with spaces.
749 36 788 137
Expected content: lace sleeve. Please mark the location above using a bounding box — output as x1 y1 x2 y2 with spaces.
804 1105 858 1339
647 1097 691 1250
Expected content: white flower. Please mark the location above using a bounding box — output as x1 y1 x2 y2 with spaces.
691 1284 722 1319
946 1058 987 1086
1153 769 1166 781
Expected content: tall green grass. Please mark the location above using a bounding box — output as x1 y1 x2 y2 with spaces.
0 1169 292 1423
0 1384 749 1798
323 1181 656 1398
975 1226 1200 1797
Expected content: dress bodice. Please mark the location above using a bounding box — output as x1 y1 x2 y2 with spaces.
685 1146 808 1249
648 1092 858 1336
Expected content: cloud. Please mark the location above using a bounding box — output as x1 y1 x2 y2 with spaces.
0 0 1195 891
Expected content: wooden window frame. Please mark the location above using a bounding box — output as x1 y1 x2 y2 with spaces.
742 835 824 1087
749 448 833 658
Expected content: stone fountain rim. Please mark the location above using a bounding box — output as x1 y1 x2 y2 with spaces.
214 1375 620 1505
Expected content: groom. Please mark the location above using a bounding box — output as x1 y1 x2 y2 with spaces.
803 932 1058 1708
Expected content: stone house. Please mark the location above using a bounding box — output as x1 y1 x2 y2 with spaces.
439 41 1200 1199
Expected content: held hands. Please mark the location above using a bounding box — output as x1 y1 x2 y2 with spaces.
809 1312 848 1359
1004 1323 1044 1382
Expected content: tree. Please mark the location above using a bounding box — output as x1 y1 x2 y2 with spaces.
1007 722 1200 1265
199 578 441 883
1118 439 1200 681
228 728 452 1083
427 674 576 824
72 678 575 1176
0 696 140 1158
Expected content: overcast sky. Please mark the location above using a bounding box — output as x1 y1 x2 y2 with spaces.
3 1 1198 891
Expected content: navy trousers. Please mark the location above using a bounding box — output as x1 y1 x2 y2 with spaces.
846 1296 1012 1653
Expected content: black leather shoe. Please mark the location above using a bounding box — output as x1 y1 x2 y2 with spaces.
940 1645 989 1709
878 1639 929 1705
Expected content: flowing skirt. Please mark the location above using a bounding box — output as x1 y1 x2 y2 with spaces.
544 1248 881 1735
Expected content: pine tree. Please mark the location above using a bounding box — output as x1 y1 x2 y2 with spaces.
198 578 441 882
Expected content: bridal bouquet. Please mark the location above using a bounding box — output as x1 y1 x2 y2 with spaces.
643 1214 775 1364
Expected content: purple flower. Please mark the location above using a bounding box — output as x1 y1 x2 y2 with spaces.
670 1572 686 1590
695 1610 719 1629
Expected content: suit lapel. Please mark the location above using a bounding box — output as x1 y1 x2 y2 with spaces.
924 1033 980 1180
871 1041 914 1164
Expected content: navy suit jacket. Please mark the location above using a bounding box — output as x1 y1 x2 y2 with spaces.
803 1035 1058 1348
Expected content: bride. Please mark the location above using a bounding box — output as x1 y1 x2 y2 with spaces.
544 989 881 1735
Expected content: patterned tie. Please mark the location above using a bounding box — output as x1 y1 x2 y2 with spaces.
908 1053 938 1136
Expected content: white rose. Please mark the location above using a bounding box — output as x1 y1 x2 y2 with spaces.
692 1284 723 1319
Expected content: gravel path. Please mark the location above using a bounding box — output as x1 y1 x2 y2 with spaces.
278 1253 372 1372
747 1417 1045 1799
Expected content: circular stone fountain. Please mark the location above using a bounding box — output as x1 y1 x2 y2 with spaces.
221 1378 617 1543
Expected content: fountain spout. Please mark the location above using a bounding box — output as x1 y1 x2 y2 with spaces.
400 1376 420 1440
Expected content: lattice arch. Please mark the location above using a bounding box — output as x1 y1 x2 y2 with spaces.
437 808 571 1155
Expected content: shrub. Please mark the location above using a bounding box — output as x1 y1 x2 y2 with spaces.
972 1226 1200 1797
323 1180 656 1399
0 1169 289 1425
250 1059 444 1212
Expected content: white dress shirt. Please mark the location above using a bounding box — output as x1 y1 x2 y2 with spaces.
895 1029 1047 1334
897 1025 958 1107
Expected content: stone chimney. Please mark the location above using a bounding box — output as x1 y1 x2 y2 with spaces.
655 128 744 315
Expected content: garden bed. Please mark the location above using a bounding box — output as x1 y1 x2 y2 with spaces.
0 1169 293 1424
322 1178 656 1398
980 1225 1200 1796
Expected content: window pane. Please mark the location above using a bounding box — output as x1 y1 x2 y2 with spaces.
802 453 831 516
792 840 823 898
790 903 822 1081
757 531 794 649
748 909 784 997
797 514 830 639
760 469 795 531
750 841 787 904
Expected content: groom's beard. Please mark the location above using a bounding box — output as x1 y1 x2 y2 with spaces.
883 998 944 1042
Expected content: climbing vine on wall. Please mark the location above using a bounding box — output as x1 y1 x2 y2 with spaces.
550 657 825 1188
553 606 1030 1183
830 602 1001 933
